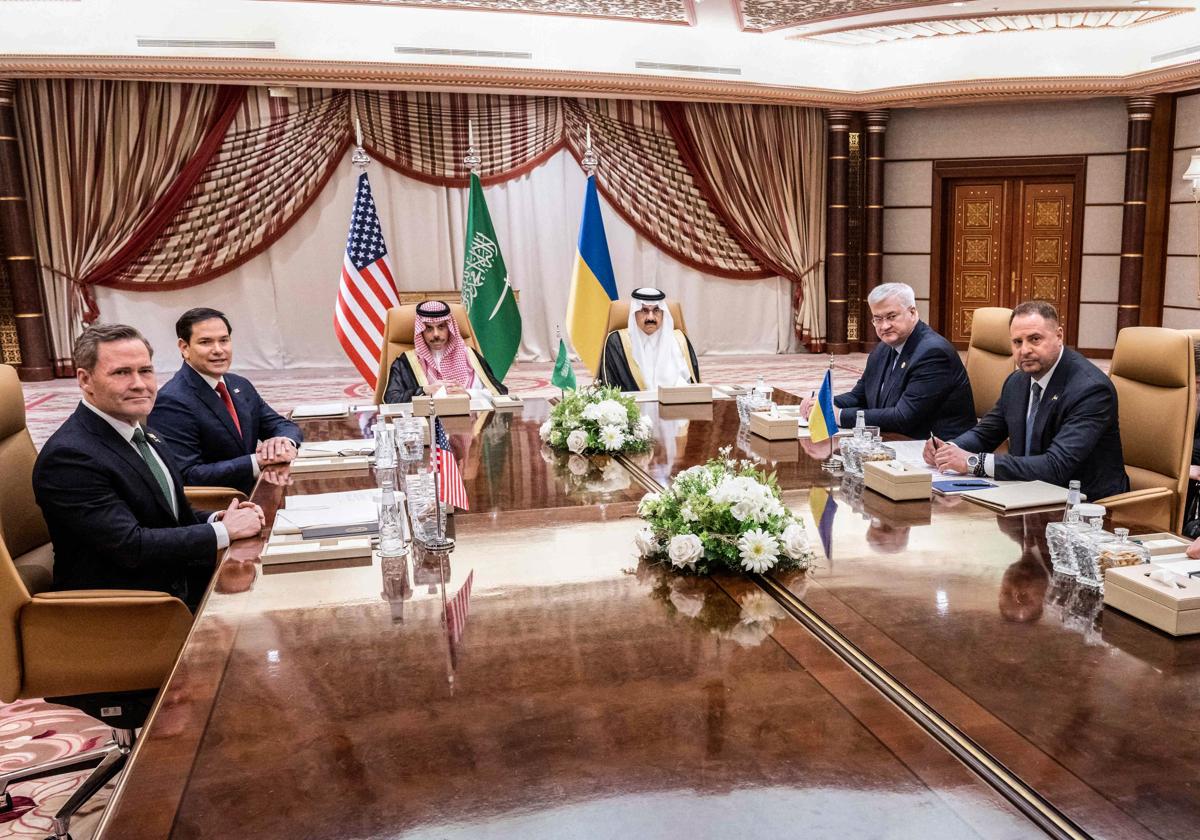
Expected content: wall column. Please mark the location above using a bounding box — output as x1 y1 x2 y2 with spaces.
0 80 53 380
863 109 889 350
1117 96 1155 333
825 110 853 355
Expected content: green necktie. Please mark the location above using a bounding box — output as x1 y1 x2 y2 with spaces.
132 427 177 517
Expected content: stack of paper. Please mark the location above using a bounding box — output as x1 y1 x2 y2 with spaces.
273 501 378 536
296 440 374 458
260 534 374 565
291 403 349 420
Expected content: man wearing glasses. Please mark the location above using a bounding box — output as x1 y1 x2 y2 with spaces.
800 282 975 439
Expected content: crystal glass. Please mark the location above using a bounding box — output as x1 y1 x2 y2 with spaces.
374 422 396 469
858 440 895 469
1071 505 1110 590
1094 528 1152 584
404 471 438 544
1046 509 1088 577
378 479 407 555
395 417 426 462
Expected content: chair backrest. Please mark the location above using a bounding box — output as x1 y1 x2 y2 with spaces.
1109 327 1197 532
0 365 41 700
598 300 689 376
965 307 1015 418
373 303 481 404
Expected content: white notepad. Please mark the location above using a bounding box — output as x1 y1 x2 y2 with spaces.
959 480 1072 512
290 403 349 420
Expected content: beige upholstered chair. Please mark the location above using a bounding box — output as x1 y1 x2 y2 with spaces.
0 365 192 839
1096 328 1197 533
964 307 1015 418
596 299 689 376
373 303 481 404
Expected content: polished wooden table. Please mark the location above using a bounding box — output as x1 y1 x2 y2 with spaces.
95 396 1196 838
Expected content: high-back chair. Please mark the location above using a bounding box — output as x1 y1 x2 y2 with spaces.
1095 328 1197 533
373 303 481 404
964 307 1014 418
0 365 192 840
596 299 689 376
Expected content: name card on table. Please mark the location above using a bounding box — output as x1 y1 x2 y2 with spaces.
658 384 713 405
412 394 471 416
288 455 372 474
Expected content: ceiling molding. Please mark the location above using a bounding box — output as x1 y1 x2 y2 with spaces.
738 0 965 33
252 0 697 26
2 53 1200 107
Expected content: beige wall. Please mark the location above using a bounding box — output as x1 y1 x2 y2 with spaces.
1166 93 1200 332
882 98 1128 350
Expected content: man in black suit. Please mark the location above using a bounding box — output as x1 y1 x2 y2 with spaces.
149 308 302 495
800 282 975 439
34 324 264 609
926 300 1129 501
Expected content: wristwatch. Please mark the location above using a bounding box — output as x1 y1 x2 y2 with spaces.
966 453 985 477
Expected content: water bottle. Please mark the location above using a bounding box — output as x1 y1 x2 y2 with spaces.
374 420 396 469
378 478 406 556
1063 480 1081 521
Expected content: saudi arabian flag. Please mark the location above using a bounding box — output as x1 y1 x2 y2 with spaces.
462 172 521 381
551 337 577 391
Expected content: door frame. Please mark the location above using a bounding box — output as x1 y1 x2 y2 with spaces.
930 155 1087 348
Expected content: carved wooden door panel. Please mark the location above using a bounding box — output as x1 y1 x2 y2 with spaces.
948 182 1006 345
1016 181 1075 339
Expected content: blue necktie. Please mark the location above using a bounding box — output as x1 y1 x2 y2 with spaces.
1024 382 1042 456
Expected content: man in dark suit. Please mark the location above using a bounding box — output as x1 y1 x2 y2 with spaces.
149 308 302 495
800 282 975 439
926 300 1129 501
34 324 264 609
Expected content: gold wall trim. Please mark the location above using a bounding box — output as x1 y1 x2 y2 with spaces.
4 53 1200 107
14 312 43 318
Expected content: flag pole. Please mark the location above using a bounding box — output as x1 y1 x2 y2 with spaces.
556 325 564 400
828 353 834 463
428 401 444 543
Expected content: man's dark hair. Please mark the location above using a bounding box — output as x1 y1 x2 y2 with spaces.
176 308 232 343
73 324 153 373
1010 300 1060 326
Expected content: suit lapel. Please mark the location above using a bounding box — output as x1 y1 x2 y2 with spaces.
881 328 921 406
77 405 179 521
184 364 243 446
866 344 888 408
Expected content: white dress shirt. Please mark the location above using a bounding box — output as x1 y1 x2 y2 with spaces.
81 399 229 549
982 347 1064 477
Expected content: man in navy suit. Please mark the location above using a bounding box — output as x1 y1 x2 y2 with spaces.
149 308 302 495
800 283 975 440
927 300 1129 502
34 324 264 609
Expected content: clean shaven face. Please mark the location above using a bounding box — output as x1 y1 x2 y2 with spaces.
181 317 233 378
78 339 158 425
1009 313 1064 378
869 295 919 348
635 304 662 336
422 321 451 352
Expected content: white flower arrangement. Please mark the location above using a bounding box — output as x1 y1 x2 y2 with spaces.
544 386 652 456
637 450 815 576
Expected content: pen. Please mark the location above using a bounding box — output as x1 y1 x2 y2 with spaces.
929 432 941 451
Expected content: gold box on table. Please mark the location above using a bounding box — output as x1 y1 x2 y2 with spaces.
1105 565 1200 636
658 385 713 405
412 394 471 416
863 460 932 501
748 411 798 441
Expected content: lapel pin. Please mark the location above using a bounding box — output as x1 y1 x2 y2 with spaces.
234 388 241 394
900 361 907 369
1052 395 1059 401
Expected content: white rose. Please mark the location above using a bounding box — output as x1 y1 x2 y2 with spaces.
539 419 552 442
598 400 627 426
582 403 603 422
680 503 698 523
781 522 810 560
599 425 625 451
566 429 588 454
668 534 703 570
634 527 658 557
567 454 590 476
731 498 758 523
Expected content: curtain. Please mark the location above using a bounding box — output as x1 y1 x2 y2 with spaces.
17 80 234 360
661 102 826 348
355 91 563 187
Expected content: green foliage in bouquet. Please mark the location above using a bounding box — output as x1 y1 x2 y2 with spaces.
636 450 815 575
540 385 652 456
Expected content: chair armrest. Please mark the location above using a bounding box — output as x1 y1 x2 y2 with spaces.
20 591 193 700
185 486 247 512
1095 487 1176 533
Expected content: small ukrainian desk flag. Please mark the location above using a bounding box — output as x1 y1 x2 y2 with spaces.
808 368 838 444
566 175 618 374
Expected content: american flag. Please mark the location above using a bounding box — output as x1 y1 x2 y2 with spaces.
335 172 401 388
434 418 470 511
445 569 474 646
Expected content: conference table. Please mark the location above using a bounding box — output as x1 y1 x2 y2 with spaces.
93 394 1200 840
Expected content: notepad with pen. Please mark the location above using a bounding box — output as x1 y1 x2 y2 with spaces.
932 478 998 494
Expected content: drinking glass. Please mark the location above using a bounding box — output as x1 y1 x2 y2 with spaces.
396 418 426 463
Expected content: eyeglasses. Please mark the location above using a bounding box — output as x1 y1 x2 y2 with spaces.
870 309 913 326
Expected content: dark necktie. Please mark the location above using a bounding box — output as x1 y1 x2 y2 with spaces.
878 350 899 401
132 427 177 516
1024 381 1043 456
215 380 243 437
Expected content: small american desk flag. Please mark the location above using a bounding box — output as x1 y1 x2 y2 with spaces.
335 172 401 388
434 418 470 511
445 569 474 646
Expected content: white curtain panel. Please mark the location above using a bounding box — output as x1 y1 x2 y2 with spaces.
94 148 793 372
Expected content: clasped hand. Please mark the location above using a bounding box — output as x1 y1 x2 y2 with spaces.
214 498 266 540
256 436 297 467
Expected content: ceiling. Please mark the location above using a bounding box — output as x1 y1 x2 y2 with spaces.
1 0 1199 107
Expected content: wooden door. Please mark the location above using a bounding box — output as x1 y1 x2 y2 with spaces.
948 182 1006 345
941 175 1077 347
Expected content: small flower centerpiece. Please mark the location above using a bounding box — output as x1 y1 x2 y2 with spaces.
540 385 652 455
636 450 815 575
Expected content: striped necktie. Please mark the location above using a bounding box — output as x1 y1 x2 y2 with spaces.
132 427 177 516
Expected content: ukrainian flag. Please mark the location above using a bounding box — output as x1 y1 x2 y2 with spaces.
809 485 838 562
566 175 618 374
808 368 838 444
